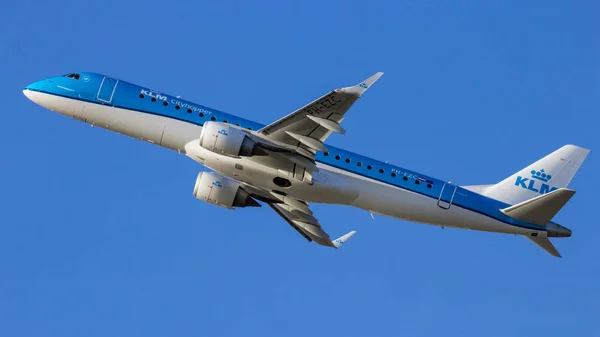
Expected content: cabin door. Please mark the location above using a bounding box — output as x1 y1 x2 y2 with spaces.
437 183 457 210
97 76 119 104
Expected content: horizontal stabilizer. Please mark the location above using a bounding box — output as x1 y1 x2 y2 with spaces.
526 236 561 258
500 188 576 226
332 231 357 248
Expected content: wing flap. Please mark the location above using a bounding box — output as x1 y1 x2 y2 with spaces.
267 202 356 248
269 192 313 215
268 203 313 242
293 221 336 247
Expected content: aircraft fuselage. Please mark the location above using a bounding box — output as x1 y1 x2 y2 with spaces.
23 72 564 240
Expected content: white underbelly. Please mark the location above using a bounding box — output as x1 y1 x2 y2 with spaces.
32 92 202 152
310 164 530 235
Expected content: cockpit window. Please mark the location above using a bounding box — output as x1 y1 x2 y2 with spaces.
64 73 81 80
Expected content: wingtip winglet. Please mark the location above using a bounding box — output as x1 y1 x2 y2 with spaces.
332 230 357 248
341 72 384 95
363 72 384 86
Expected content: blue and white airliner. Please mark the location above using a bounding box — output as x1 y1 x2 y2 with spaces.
23 72 589 257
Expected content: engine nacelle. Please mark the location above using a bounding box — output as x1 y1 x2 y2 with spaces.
193 172 260 209
199 121 265 157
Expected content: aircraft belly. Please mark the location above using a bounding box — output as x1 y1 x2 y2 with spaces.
315 164 530 235
367 190 530 234
44 96 200 152
26 91 84 120
80 102 167 146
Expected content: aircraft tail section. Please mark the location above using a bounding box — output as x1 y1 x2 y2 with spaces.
479 145 589 205
499 188 575 257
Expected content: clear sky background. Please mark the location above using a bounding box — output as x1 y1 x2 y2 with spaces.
1 1 598 336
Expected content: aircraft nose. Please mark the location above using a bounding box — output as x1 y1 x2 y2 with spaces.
24 79 46 92
23 79 50 104
23 87 34 100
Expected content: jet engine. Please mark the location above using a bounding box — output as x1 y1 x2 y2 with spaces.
193 172 260 209
199 121 265 157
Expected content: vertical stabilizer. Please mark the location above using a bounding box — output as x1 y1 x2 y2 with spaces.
482 145 589 205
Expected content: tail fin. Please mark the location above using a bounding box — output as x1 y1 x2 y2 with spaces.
481 145 589 205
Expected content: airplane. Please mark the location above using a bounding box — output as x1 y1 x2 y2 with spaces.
23 72 589 257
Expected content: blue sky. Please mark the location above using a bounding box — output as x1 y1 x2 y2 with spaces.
1 1 599 336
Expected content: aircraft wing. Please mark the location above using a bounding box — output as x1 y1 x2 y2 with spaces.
267 198 356 248
257 72 383 156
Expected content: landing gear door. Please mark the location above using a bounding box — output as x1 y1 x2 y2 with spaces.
437 183 457 210
97 76 119 104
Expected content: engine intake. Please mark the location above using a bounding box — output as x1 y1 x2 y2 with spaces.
199 121 265 157
193 172 260 209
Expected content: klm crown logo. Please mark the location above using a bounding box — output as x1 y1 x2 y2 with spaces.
218 129 228 136
515 168 557 195
212 181 223 188
531 169 551 182
359 83 368 89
